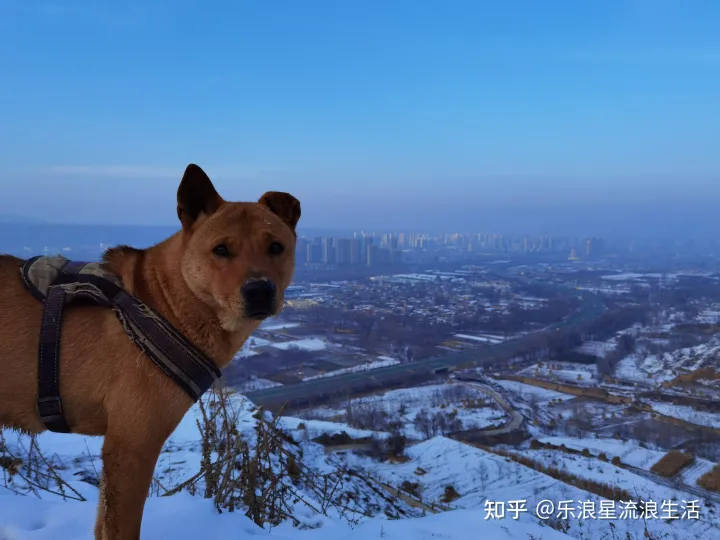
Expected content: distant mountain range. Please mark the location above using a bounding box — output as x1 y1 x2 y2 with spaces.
0 214 46 224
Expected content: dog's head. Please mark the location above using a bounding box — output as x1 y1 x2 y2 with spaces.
176 164 300 332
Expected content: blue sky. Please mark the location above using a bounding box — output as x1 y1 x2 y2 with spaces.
1 0 719 234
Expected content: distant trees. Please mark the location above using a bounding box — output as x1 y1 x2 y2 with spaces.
597 334 637 377
412 408 463 439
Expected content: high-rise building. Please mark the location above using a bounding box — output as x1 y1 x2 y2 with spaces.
307 238 323 263
295 238 308 265
335 238 352 264
322 237 335 264
350 237 362 265
367 244 379 266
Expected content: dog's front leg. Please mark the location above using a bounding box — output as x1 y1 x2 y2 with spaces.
94 426 165 540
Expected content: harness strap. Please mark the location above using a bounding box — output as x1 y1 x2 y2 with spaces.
37 285 72 433
27 257 222 433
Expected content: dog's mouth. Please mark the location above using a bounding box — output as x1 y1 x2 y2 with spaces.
245 307 275 321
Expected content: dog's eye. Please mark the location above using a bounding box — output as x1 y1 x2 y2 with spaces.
213 244 231 258
269 242 285 255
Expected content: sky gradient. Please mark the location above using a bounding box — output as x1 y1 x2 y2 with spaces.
1 0 719 235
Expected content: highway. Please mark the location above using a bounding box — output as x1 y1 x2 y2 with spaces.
244 284 607 410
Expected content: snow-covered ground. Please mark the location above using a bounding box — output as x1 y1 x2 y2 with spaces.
272 338 328 352
534 435 720 487
344 436 718 540
233 335 275 358
262 321 302 331
574 340 616 358
278 416 390 441
576 285 631 295
697 310 720 324
301 383 507 439
0 492 573 540
520 362 598 384
615 338 720 387
234 376 284 392
535 436 668 469
601 273 663 281
494 379 571 405
3 392 719 540
649 401 720 429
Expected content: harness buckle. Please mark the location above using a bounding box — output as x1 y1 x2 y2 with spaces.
37 396 64 423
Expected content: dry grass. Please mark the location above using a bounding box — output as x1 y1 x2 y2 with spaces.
669 367 720 385
697 463 720 492
440 485 460 503
650 450 694 478
162 386 417 527
0 431 89 502
399 480 421 498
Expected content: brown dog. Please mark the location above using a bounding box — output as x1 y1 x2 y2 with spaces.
0 164 300 539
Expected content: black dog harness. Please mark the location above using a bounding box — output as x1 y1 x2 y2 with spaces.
21 256 222 433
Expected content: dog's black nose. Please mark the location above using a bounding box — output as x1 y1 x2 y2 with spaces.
242 279 277 318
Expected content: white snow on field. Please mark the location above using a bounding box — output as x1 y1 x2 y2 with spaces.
615 339 720 387
514 444 713 510
303 357 400 381
534 435 719 486
3 394 720 540
520 362 597 384
494 379 571 405
272 338 328 351
262 322 301 331
649 402 720 429
536 436 668 469
391 273 462 282
601 273 663 281
574 340 616 358
615 355 666 383
278 417 389 441
454 333 504 344
246 336 273 347
235 377 283 392
233 336 276 359
681 459 719 486
234 348 259 359
304 383 507 440
343 436 719 540
697 310 720 324
575 285 631 295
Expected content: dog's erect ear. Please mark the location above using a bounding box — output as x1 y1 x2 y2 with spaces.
258 191 301 231
177 164 224 229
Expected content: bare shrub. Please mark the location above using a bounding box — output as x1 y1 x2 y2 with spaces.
399 480 421 498
441 485 460 503
0 431 87 501
164 388 381 528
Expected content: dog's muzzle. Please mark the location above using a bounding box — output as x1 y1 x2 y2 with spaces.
242 278 277 320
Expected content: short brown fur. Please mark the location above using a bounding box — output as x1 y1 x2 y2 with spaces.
0 164 301 539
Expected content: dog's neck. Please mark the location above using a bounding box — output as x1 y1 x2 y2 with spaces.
102 235 250 369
